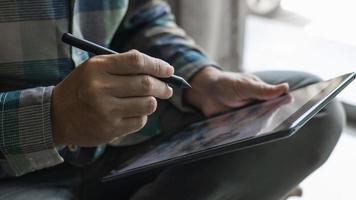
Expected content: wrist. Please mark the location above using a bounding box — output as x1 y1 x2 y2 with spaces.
189 66 221 90
184 66 221 109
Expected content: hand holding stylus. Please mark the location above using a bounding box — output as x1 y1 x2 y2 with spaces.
52 50 175 147
62 33 191 89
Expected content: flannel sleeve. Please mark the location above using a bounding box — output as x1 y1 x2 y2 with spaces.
110 0 220 112
0 86 63 177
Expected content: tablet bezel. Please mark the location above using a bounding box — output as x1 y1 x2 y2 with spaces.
103 72 356 181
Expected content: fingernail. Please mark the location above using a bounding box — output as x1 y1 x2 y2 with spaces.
161 61 174 76
281 83 290 90
168 86 173 97
167 65 174 76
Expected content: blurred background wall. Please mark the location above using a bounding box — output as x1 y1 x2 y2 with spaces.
168 0 246 72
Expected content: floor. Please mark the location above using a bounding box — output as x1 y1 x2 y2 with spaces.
243 0 356 199
289 124 356 200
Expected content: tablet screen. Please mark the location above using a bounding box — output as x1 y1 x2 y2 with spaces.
107 73 354 177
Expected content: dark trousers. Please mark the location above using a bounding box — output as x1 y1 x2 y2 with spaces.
0 71 345 200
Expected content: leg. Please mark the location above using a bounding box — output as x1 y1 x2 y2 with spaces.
130 71 345 200
0 164 81 200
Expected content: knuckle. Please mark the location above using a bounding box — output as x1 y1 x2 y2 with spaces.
86 55 106 69
80 67 104 92
153 59 162 75
128 50 144 67
87 79 102 96
141 75 154 93
249 74 259 80
232 81 243 98
258 85 268 96
241 76 251 83
90 55 105 62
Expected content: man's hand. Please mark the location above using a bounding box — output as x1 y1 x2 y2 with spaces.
52 50 174 147
185 67 289 117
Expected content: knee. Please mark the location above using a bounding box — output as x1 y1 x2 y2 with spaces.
297 99 345 171
287 71 323 90
254 70 323 90
289 71 345 170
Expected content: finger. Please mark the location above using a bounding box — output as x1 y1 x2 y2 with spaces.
105 74 173 99
119 116 148 135
99 50 174 77
249 82 289 100
112 96 157 118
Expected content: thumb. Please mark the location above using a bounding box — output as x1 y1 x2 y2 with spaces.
250 82 289 100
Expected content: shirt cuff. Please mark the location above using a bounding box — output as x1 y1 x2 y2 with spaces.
170 60 221 112
0 86 63 176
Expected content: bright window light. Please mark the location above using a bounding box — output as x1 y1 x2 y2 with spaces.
281 0 356 46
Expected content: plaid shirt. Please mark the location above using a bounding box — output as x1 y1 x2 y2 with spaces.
0 0 216 177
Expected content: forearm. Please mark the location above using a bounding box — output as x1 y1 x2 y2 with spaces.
0 87 63 177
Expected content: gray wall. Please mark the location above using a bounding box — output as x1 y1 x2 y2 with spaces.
168 0 246 72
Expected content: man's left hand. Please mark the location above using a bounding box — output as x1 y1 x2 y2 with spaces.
185 67 289 117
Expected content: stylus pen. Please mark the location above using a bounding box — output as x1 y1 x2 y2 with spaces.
62 33 191 89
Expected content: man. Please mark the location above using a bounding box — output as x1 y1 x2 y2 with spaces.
0 0 345 200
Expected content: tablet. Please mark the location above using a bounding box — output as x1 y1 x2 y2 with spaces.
103 72 356 181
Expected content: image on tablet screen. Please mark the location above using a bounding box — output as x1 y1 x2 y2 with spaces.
113 78 335 174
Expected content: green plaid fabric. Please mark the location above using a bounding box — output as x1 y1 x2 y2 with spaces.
0 0 217 177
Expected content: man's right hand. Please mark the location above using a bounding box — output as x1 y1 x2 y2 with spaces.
51 50 174 147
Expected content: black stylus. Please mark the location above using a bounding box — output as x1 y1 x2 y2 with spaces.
62 33 191 89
